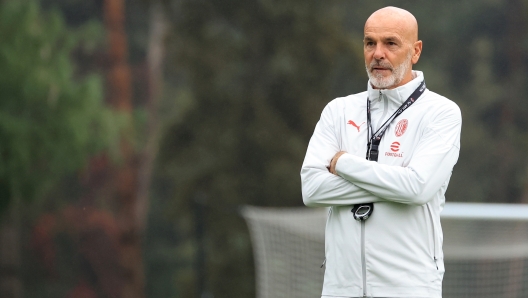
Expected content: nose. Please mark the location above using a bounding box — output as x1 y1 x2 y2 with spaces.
373 44 385 60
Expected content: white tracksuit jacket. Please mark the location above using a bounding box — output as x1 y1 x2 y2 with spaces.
301 71 461 298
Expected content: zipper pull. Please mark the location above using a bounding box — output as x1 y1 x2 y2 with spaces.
434 257 438 270
320 258 326 268
379 90 382 101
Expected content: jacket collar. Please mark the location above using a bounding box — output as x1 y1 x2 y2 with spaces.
367 70 425 104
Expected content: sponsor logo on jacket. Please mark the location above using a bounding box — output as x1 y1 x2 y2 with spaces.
386 141 403 157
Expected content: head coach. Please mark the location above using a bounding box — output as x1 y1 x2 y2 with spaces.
301 6 461 298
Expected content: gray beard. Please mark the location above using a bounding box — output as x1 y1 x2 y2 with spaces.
366 52 412 89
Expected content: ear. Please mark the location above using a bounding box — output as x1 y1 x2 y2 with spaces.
411 40 422 64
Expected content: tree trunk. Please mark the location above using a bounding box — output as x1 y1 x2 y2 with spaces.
137 0 167 231
103 0 143 297
103 0 167 297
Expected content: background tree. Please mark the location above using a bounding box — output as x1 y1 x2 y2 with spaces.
19 0 170 297
0 0 120 297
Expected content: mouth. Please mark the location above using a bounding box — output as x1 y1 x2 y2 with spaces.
371 66 391 72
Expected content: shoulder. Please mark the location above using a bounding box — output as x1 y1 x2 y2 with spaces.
316 92 367 128
422 89 461 120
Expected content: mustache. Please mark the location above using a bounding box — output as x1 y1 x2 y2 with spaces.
369 60 393 71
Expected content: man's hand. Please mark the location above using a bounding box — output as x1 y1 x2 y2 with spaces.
328 151 347 175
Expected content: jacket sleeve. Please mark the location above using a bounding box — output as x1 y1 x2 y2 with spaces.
335 104 462 206
301 102 381 207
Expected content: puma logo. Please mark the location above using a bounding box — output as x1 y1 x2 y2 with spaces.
347 120 365 132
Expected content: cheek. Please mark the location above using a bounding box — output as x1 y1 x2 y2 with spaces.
364 53 373 65
393 52 409 64
365 59 374 69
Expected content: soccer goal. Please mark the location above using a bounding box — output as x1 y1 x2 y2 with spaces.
241 203 528 298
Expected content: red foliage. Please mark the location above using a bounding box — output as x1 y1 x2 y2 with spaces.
31 206 124 297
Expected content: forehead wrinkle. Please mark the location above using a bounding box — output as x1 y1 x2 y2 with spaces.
364 28 406 48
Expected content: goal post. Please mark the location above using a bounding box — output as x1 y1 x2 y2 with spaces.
442 202 528 221
241 207 326 298
241 202 528 298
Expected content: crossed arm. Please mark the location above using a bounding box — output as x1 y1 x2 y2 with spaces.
328 151 347 175
301 103 461 207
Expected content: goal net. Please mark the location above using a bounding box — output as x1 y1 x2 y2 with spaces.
241 203 528 298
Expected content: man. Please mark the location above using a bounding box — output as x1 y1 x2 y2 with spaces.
300 6 461 298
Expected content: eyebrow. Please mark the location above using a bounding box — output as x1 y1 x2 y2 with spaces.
363 35 402 43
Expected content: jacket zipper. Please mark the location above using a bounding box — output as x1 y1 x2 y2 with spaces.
426 203 438 269
361 220 367 297
376 90 388 131
364 91 381 297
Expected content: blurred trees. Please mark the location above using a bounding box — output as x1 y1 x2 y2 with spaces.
0 0 117 219
19 0 166 297
0 1 120 297
156 0 365 296
14 0 169 297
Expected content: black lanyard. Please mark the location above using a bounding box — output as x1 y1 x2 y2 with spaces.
353 80 426 221
366 80 426 162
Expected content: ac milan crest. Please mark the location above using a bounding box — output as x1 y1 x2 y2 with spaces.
395 119 408 137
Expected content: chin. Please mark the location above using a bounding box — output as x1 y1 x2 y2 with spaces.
370 78 398 89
